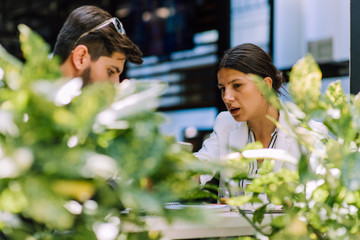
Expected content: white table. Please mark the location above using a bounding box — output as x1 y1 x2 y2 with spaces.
131 209 281 240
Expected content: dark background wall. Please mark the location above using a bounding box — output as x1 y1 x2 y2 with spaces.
0 0 228 62
0 0 355 108
0 0 229 112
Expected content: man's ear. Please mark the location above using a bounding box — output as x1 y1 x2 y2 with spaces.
71 45 91 71
264 77 273 88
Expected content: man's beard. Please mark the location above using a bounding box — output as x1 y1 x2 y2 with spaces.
81 66 92 86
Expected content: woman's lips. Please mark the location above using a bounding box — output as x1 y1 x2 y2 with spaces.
230 108 240 114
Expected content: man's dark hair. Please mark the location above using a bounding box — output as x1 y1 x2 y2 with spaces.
54 5 143 65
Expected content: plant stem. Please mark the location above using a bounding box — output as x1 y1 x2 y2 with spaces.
235 206 271 237
308 223 328 240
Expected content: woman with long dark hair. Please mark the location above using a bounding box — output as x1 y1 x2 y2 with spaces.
195 43 325 195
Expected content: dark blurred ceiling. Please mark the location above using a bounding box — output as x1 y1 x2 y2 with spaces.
0 0 218 60
0 0 126 59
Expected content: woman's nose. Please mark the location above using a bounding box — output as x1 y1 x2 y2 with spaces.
223 89 234 103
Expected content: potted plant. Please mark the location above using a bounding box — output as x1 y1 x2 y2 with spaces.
222 55 360 239
0 25 210 240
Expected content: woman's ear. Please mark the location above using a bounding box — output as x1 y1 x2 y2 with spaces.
71 45 91 71
264 77 273 88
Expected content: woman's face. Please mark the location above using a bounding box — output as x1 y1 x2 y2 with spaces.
217 68 268 122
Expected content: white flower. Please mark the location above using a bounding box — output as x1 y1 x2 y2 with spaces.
285 101 306 119
64 200 83 215
329 168 341 178
94 80 166 130
0 67 4 80
67 136 79 148
0 148 33 179
93 222 119 240
306 179 325 199
84 153 117 179
327 108 341 119
0 211 21 227
242 148 297 165
13 148 33 171
55 77 82 106
32 77 82 106
225 152 241 161
0 110 19 136
0 157 18 178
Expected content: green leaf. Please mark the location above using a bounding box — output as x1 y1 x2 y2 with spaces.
0 183 27 213
0 45 23 90
22 177 75 230
240 141 264 151
0 45 23 82
18 24 61 85
323 81 354 140
253 204 267 224
341 152 360 191
0 44 22 70
325 81 347 108
350 94 360 135
298 153 309 183
250 74 281 109
289 54 322 114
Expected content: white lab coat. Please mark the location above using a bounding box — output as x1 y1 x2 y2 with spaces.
194 109 327 187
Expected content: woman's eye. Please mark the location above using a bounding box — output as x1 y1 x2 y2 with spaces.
218 87 225 92
108 70 115 76
234 84 242 88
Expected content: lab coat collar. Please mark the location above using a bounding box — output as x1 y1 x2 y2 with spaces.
227 110 294 169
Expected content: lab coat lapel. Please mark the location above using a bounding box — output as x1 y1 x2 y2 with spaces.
228 122 248 154
226 110 296 171
273 110 293 171
273 131 291 171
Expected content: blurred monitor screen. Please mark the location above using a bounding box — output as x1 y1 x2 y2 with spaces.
120 1 195 58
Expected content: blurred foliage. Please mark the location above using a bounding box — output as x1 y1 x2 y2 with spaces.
5 24 360 240
0 25 215 239
221 54 360 239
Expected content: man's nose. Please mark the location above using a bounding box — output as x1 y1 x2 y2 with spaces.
112 74 121 83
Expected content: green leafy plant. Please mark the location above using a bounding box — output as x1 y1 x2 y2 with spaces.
0 25 210 239
222 55 360 239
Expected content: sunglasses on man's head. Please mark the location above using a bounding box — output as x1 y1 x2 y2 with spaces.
73 17 126 48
